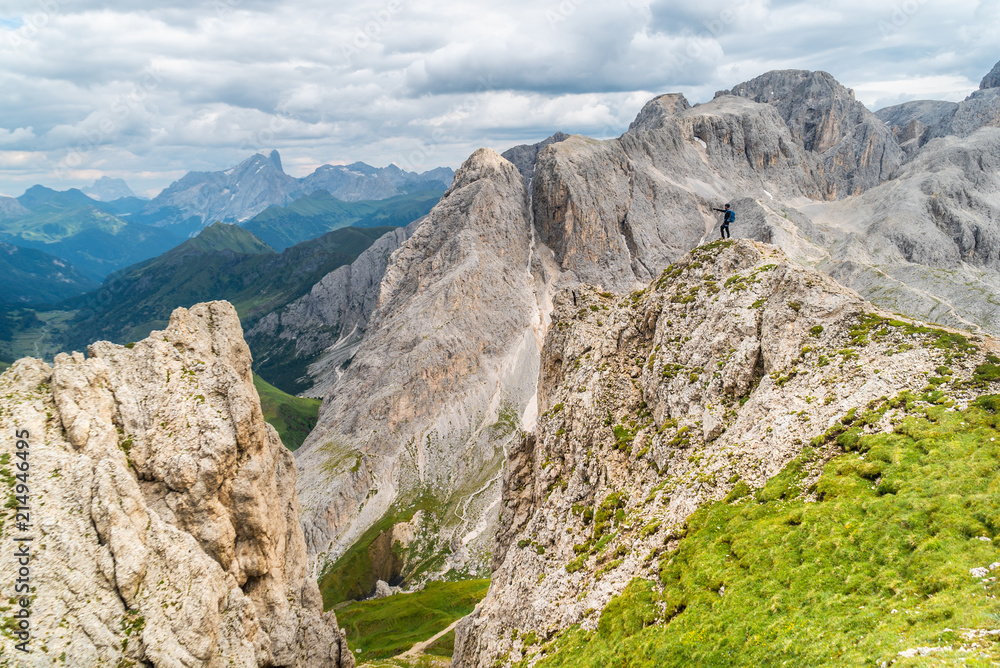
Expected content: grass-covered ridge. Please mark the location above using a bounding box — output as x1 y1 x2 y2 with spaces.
529 393 1000 667
336 578 489 662
253 374 321 451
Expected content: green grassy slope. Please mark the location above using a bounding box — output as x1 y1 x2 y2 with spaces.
0 242 98 304
242 188 441 251
337 579 490 662
182 221 275 254
530 389 1000 668
252 374 321 451
62 224 392 355
3 186 181 280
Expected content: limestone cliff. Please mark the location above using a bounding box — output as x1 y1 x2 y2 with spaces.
0 302 353 668
295 148 552 591
453 239 1000 667
718 69 905 197
246 221 420 398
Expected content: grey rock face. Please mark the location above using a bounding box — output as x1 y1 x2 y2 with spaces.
501 132 570 187
296 148 544 580
627 93 691 132
453 240 999 668
0 301 353 667
531 94 825 292
299 162 454 202
246 220 421 397
875 100 959 154
719 69 905 197
144 151 301 227
981 59 1000 89
798 126 1000 333
952 88 1000 137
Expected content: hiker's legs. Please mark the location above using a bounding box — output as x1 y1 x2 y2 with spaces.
721 223 730 239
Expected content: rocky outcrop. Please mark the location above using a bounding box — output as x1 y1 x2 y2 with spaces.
951 88 1000 137
0 301 353 667
531 93 826 292
295 148 550 586
875 100 959 154
718 69 905 197
627 93 691 131
453 239 999 667
246 221 421 397
982 60 1000 89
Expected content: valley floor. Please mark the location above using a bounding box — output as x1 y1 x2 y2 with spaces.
336 579 489 665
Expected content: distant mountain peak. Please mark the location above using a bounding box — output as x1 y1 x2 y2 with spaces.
187 221 275 255
82 176 137 201
267 150 283 172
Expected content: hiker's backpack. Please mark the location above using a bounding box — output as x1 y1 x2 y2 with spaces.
725 209 735 224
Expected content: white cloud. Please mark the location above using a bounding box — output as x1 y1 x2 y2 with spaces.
0 0 996 196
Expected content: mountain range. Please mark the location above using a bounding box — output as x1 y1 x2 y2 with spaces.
3 59 1000 667
0 155 451 307
137 150 454 234
289 59 1000 628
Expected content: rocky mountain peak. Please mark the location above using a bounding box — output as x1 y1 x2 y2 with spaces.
450 147 522 191
82 175 138 201
716 68 903 196
628 92 691 132
268 149 284 171
981 59 1000 89
719 69 859 152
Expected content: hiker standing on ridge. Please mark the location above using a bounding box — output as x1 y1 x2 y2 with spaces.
713 203 735 239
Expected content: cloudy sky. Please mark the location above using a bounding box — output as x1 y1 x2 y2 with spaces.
0 0 998 198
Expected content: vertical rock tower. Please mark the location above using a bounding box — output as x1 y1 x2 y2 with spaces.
0 302 353 667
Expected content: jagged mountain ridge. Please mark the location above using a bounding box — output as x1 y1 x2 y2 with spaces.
141 150 454 231
295 61 1000 610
